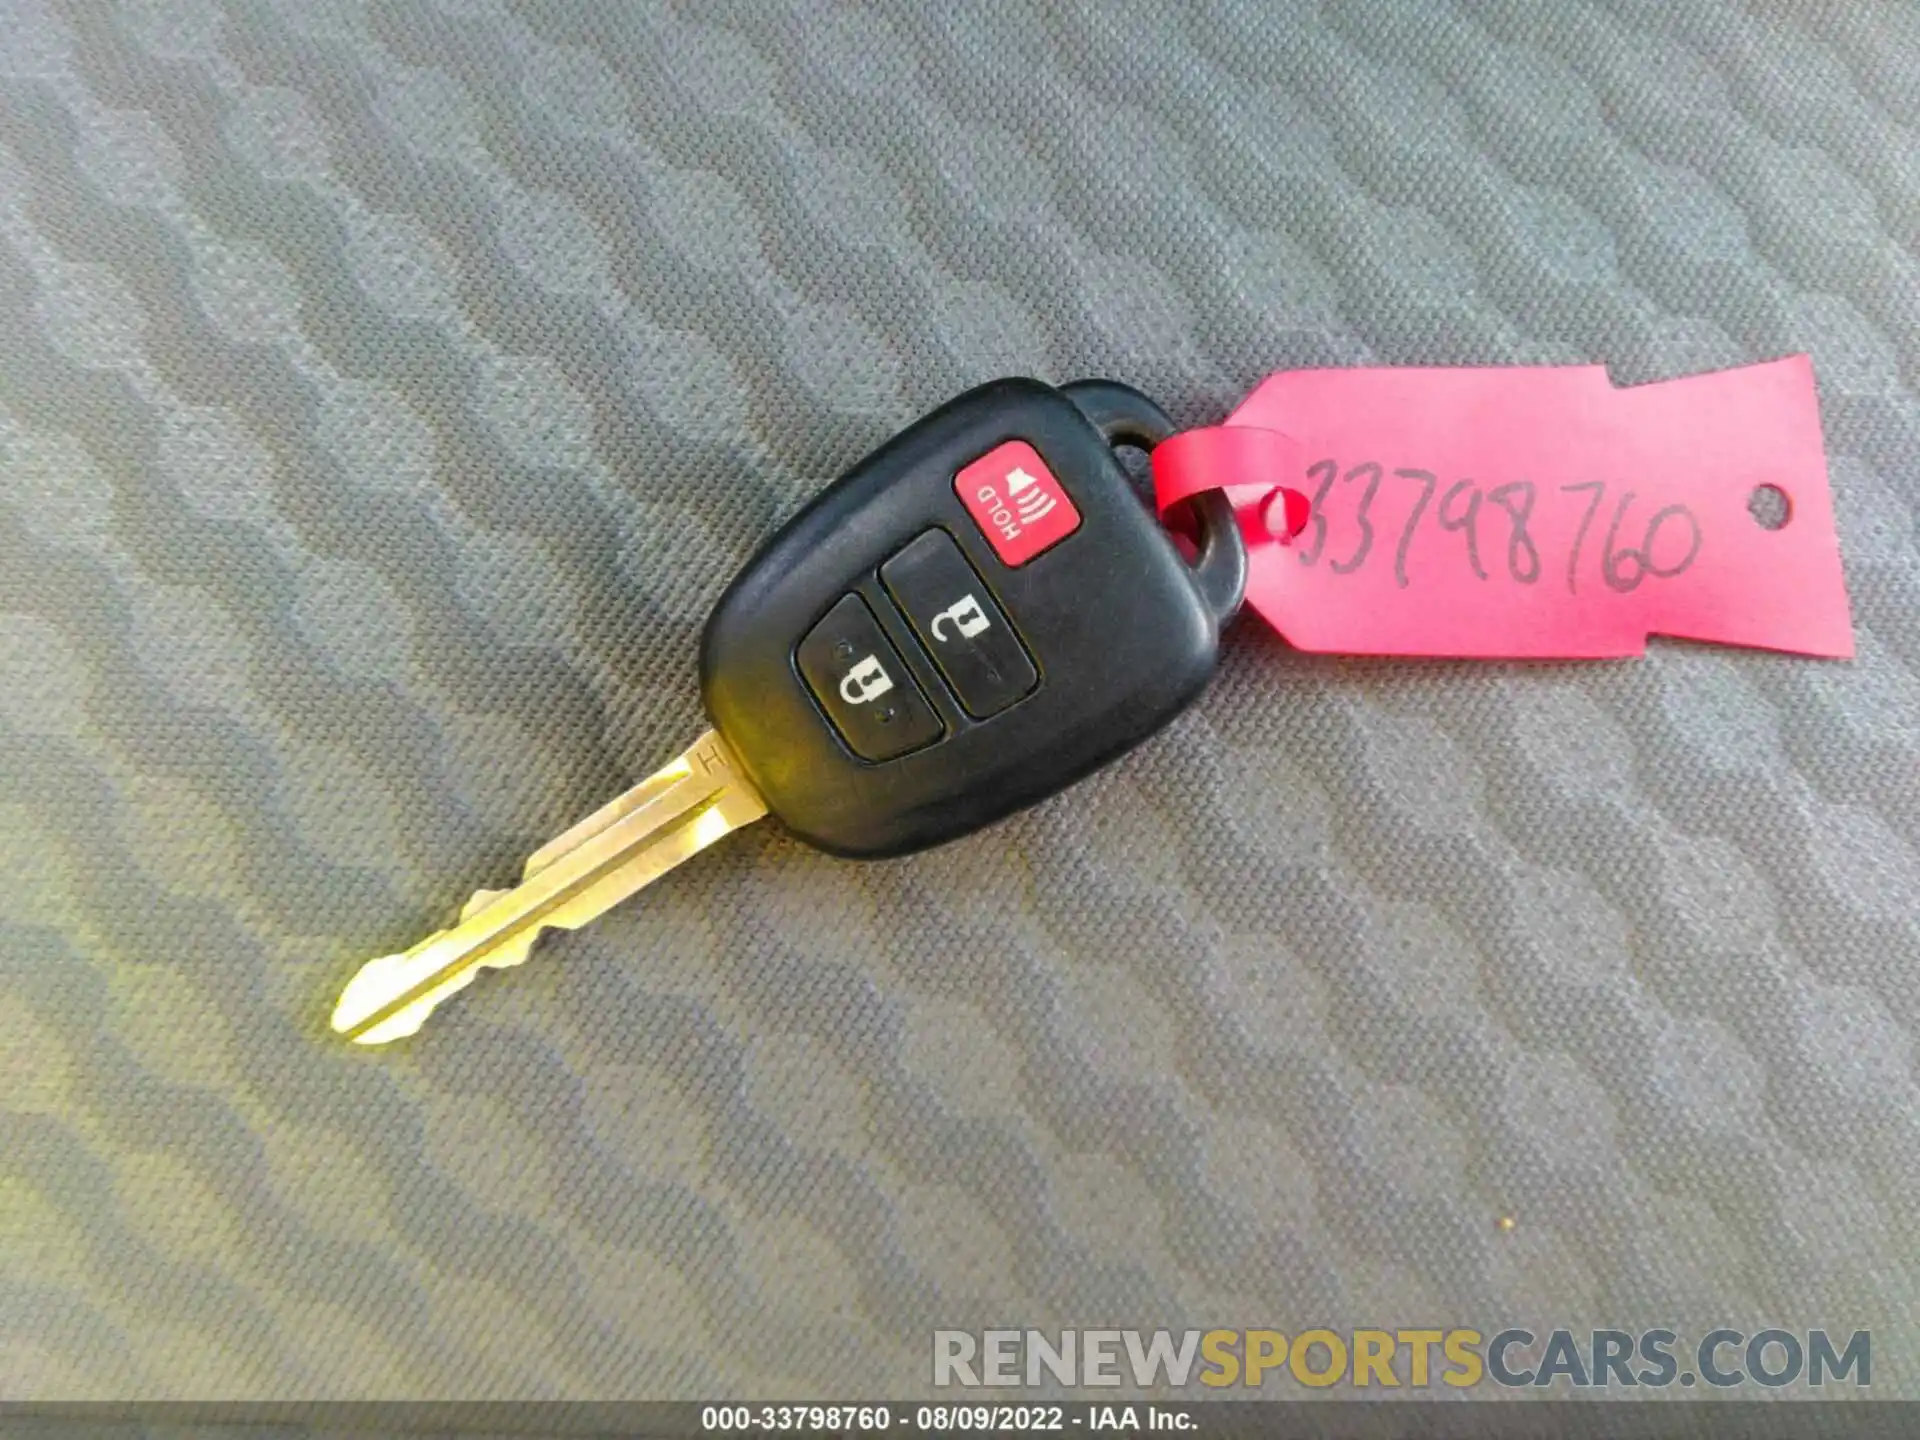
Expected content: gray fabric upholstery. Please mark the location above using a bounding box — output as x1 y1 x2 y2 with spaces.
2 0 1917 1401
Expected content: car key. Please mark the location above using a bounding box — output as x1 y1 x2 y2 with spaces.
331 378 1247 1044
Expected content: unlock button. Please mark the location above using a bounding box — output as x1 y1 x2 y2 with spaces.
797 594 944 762
882 530 1038 719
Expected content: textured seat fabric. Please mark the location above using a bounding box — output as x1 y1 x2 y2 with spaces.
3 0 1919 1404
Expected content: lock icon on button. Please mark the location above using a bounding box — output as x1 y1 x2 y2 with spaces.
838 654 895 706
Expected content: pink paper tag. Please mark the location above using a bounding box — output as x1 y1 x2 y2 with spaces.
1152 356 1854 659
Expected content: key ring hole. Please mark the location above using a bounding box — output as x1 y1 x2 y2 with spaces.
1115 440 1202 549
1749 484 1792 530
1112 440 1154 490
1061 378 1249 626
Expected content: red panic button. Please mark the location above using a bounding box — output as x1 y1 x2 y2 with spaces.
955 441 1082 566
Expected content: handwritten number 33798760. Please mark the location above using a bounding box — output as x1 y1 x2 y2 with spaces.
1296 460 1704 594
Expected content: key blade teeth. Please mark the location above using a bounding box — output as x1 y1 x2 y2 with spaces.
332 930 542 1045
330 951 421 1041
329 729 768 1046
344 997 438 1046
342 965 481 1045
461 887 509 921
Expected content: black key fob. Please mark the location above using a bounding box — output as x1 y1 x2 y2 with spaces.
699 378 1248 858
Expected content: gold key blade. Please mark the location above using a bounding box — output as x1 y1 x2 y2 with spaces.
331 729 767 1046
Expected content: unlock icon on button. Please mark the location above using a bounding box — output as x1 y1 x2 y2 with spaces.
838 654 895 705
929 593 992 643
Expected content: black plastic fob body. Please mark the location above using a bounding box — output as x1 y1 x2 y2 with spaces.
699 378 1247 858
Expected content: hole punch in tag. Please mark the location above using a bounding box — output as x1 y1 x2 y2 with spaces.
1152 356 1853 660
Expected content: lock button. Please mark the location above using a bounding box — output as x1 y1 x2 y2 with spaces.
796 593 945 762
881 530 1038 719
